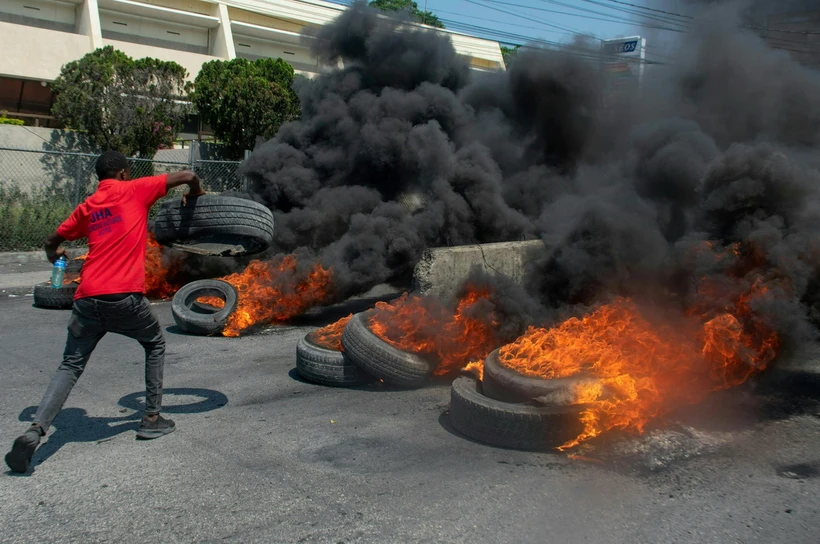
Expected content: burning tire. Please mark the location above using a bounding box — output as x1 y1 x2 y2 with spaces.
341 312 434 388
449 374 586 451
482 348 595 405
172 279 238 336
153 195 274 257
296 333 376 387
33 282 77 309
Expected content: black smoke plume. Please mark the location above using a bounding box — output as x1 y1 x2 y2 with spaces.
239 0 820 350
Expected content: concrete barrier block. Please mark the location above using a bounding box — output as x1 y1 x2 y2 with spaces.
411 240 546 300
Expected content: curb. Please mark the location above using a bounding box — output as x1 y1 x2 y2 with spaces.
0 248 89 265
0 251 47 265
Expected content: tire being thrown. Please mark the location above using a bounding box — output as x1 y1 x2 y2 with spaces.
33 282 77 310
449 374 586 451
341 312 434 388
172 280 238 336
482 348 597 405
296 333 376 387
153 195 274 256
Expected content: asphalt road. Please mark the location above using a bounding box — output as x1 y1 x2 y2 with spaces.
1 292 819 544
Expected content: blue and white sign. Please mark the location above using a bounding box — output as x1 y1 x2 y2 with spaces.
600 36 647 104
603 40 638 55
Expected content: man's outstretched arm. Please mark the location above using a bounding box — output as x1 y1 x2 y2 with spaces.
166 171 205 205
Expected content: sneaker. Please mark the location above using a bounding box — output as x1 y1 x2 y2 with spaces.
136 414 176 440
5 426 43 473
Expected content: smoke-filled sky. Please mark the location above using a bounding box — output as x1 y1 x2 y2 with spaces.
240 0 820 349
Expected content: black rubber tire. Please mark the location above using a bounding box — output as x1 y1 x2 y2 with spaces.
296 334 376 387
33 282 76 309
153 195 274 256
482 348 596 405
449 374 587 451
172 280 238 336
341 312 435 388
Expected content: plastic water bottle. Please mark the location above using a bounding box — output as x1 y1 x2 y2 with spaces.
51 256 67 289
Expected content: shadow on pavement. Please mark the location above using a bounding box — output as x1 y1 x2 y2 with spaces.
117 387 228 414
11 388 228 475
163 324 231 338
286 367 428 393
14 407 141 473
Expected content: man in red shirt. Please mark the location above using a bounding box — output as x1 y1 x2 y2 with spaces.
5 151 204 473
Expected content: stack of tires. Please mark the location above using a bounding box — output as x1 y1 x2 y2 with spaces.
297 312 590 451
158 195 276 336
296 311 435 388
448 349 592 451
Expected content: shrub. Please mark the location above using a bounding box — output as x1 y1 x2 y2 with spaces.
0 113 24 126
0 184 77 251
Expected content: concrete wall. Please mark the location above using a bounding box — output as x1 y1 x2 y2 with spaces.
0 22 92 81
0 126 94 200
0 125 202 199
0 125 93 152
0 0 505 84
102 38 221 80
411 240 546 300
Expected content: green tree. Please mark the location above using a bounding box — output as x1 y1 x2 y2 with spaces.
369 0 445 28
500 45 520 68
50 46 191 157
190 57 301 160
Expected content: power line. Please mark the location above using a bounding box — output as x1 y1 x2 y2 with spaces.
434 8 585 36
465 0 589 36
597 0 693 19
488 0 688 32
324 0 819 57
540 0 690 28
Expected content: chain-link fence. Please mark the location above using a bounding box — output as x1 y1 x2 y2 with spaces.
0 146 246 252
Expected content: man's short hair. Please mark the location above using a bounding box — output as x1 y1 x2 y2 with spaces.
95 151 129 181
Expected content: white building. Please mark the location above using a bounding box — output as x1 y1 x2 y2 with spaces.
0 0 506 131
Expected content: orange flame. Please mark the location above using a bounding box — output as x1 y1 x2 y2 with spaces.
145 233 182 299
368 285 502 377
196 296 225 309
308 314 353 351
216 255 333 337
488 240 784 450
496 280 779 450
463 360 485 381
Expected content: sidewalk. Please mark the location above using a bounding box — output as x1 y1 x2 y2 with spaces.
0 261 52 295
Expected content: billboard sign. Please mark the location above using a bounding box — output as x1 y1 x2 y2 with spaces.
603 39 639 55
600 36 646 106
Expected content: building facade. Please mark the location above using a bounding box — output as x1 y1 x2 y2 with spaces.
0 0 506 129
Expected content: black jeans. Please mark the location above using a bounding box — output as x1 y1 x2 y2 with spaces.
32 293 166 433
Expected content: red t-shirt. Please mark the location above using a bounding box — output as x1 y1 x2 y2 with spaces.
57 175 168 300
